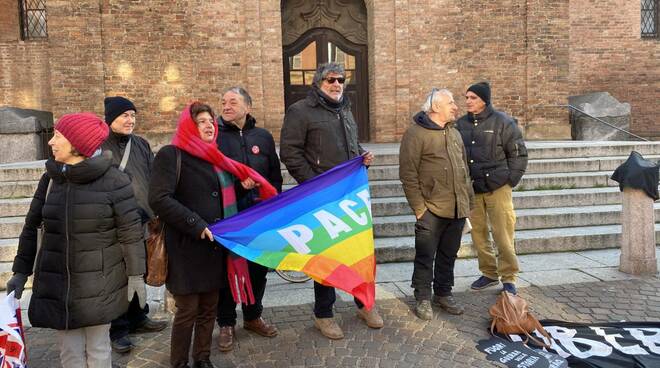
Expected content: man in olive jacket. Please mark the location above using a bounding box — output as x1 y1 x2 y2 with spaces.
399 88 474 321
280 62 382 340
455 82 528 295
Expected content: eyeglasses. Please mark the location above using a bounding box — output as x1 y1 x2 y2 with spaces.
323 77 346 84
429 87 438 104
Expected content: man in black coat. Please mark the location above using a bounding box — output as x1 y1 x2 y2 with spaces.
215 87 283 352
101 96 167 353
280 62 383 340
455 82 528 295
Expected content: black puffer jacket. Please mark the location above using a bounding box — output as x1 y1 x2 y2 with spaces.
12 153 145 330
456 105 528 194
280 87 364 183
217 114 283 210
102 131 155 222
148 145 228 295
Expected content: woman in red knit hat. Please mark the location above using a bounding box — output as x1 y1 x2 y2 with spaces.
6 113 146 368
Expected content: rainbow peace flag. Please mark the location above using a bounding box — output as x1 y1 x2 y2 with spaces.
209 156 376 309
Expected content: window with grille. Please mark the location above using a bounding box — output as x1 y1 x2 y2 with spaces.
18 0 48 40
642 0 658 38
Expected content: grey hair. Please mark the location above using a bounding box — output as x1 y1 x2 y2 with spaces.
421 88 453 112
312 62 346 87
223 86 252 107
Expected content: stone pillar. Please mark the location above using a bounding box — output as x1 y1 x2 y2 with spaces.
620 188 658 275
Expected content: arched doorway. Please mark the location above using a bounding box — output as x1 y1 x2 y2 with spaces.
281 0 370 141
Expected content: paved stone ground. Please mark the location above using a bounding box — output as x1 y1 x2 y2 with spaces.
24 277 659 368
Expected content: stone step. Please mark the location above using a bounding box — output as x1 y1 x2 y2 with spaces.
515 171 616 191
0 181 39 199
295 171 618 199
523 141 660 160
0 160 45 182
281 155 660 185
4 141 660 183
0 238 18 262
525 155 660 174
0 263 19 293
0 169 627 200
374 224 660 263
372 187 623 216
0 198 31 217
359 141 660 161
373 204 660 237
0 217 23 239
0 184 626 221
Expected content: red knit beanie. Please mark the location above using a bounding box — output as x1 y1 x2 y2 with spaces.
55 113 109 157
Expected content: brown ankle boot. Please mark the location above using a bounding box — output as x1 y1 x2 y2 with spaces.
313 317 344 340
244 317 278 337
217 326 234 352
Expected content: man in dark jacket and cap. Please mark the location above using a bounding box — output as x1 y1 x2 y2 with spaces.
101 96 167 353
215 86 282 352
280 62 383 340
456 82 528 295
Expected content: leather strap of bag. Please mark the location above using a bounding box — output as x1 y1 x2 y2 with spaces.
34 178 53 272
118 137 132 172
175 147 181 186
156 148 181 232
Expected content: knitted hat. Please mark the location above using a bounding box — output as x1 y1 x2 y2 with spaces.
55 113 109 157
104 96 137 125
467 82 491 106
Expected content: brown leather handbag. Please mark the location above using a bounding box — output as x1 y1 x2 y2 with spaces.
145 148 181 287
489 291 551 348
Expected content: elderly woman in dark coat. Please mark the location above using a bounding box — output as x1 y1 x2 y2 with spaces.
149 102 276 368
6 113 146 368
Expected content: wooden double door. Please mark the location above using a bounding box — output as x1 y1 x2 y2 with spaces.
283 28 370 141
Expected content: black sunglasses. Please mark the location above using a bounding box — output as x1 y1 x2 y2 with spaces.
324 77 346 84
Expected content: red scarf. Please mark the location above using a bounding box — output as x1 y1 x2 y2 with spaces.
171 103 277 304
171 103 278 199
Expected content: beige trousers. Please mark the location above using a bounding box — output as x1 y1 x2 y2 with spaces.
57 323 112 368
470 184 520 283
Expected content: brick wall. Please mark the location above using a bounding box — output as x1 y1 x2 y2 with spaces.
569 0 660 137
367 0 572 141
0 0 51 111
0 0 657 143
98 0 283 146
0 0 20 42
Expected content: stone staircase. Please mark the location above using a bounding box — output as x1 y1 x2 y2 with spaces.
284 141 660 262
1 141 660 291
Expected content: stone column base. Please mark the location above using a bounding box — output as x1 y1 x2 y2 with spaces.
619 257 658 276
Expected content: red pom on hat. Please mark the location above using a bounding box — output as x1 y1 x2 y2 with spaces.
55 113 109 157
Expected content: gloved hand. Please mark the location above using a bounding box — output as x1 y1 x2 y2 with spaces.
6 273 28 299
127 275 147 309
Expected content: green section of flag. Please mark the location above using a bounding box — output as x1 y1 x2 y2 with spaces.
254 250 288 268
298 210 372 254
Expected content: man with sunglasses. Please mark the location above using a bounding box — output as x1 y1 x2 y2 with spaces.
399 88 474 320
280 62 383 340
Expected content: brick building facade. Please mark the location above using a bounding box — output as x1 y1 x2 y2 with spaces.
1 0 658 145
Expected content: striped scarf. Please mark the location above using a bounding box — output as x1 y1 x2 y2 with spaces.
172 103 276 305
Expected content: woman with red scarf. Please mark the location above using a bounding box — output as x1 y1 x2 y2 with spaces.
149 102 276 368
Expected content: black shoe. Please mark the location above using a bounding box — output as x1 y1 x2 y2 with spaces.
111 336 134 353
133 317 168 333
193 360 216 368
503 283 518 295
470 276 499 290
